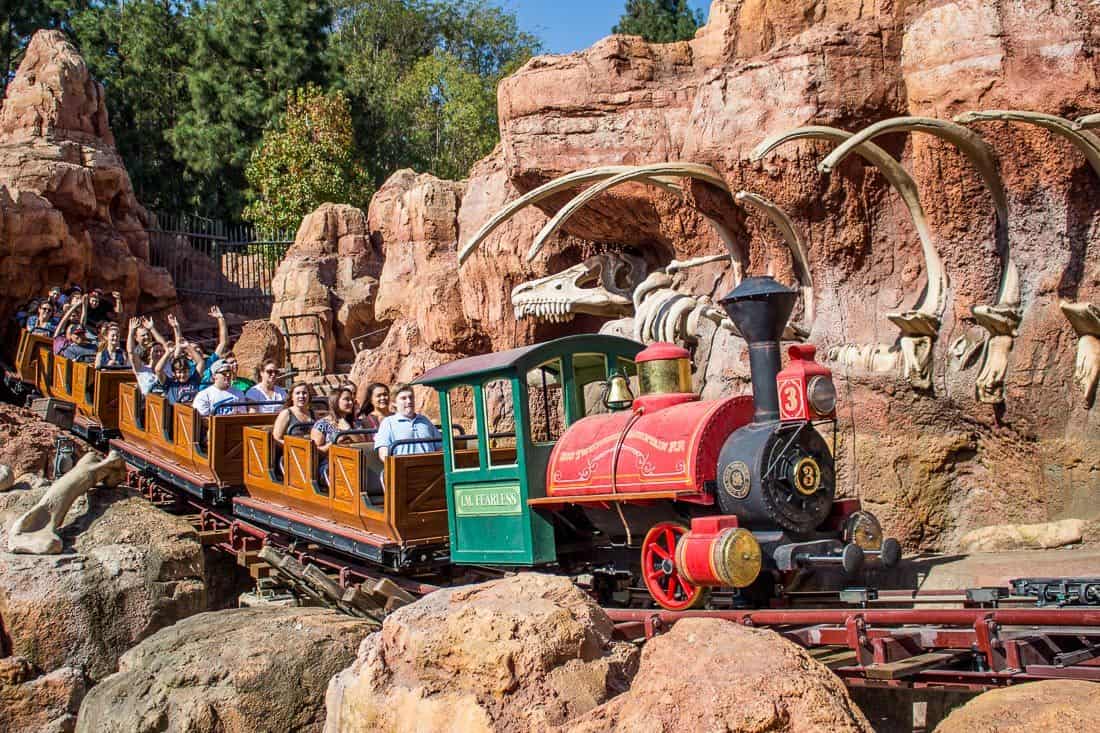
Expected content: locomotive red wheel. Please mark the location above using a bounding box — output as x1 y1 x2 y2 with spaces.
641 522 703 611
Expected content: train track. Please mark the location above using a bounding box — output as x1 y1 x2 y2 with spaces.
605 607 1100 691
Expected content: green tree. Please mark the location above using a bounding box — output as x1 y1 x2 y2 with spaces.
168 0 332 219
69 0 196 213
243 84 369 232
612 0 702 43
331 0 539 186
391 50 498 179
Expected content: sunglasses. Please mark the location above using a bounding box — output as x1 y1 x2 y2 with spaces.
263 368 277 374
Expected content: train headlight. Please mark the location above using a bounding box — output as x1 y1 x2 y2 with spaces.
807 375 836 415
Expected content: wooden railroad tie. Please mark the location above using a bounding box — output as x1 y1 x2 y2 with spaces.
864 650 972 680
197 529 230 546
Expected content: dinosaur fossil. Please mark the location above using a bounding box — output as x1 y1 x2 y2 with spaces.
458 163 748 283
822 115 1021 403
1060 300 1100 407
753 125 948 390
511 252 737 344
8 451 127 554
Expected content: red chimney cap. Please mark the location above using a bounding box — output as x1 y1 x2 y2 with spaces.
635 342 691 363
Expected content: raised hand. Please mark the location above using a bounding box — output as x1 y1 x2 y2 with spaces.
140 316 154 329
128 316 140 332
167 313 179 328
208 305 223 319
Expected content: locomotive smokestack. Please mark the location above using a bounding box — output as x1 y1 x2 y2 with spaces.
719 276 799 423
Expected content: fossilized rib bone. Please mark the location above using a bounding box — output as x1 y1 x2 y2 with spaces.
458 164 745 281
955 110 1100 179
753 126 947 388
1059 300 1100 407
734 191 814 339
524 163 736 263
820 116 1021 402
511 252 647 322
8 451 127 554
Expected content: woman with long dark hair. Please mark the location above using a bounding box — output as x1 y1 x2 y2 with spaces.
358 381 391 429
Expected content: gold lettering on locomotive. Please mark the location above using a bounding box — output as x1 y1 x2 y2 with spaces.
792 457 821 495
782 384 801 413
722 460 751 499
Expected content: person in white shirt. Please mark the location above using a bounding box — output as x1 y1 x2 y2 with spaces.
245 359 287 413
193 359 244 416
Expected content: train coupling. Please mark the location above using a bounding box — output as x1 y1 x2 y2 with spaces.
773 537 901 575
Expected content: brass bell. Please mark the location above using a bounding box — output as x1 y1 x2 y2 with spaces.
603 370 635 411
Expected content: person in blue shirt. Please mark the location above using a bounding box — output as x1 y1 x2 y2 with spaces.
374 384 442 459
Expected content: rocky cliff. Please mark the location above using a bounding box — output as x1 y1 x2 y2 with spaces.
0 30 175 328
275 0 1100 552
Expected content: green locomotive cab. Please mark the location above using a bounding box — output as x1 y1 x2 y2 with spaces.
416 334 643 566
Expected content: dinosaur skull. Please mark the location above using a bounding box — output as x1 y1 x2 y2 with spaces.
512 253 646 323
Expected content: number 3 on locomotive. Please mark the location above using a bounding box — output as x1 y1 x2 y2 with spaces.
779 378 804 418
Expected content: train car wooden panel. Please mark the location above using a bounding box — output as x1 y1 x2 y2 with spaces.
239 427 449 569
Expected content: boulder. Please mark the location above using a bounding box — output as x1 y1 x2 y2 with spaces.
0 401 73 477
76 607 374 733
564 617 872 733
957 518 1086 553
323 573 638 733
0 30 175 325
0 657 85 733
269 202 383 369
0 482 204 682
932 679 1100 732
232 319 288 381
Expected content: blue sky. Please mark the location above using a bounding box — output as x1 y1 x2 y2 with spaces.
505 1 712 55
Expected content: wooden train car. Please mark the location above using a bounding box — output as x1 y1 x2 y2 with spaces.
14 330 131 441
111 383 276 502
236 427 450 571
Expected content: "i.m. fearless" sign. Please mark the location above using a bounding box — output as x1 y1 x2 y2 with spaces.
454 483 522 517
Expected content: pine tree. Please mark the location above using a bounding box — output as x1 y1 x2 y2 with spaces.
612 0 703 43
70 0 196 213
168 0 332 219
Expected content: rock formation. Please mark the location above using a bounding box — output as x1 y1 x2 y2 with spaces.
0 657 85 733
269 203 383 372
75 607 372 733
324 573 638 733
0 402 77 476
565 617 872 733
932 679 1100 732
296 0 1100 553
0 472 205 683
231 319 287 382
0 30 175 328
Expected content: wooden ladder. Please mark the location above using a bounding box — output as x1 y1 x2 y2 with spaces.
279 313 326 376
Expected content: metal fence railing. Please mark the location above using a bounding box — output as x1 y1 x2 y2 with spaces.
148 212 294 317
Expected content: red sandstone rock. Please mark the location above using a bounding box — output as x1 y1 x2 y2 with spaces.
565 617 872 733
0 402 73 477
0 30 175 327
323 573 637 733
932 679 1100 732
232 319 287 381
270 203 383 370
0 658 85 733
